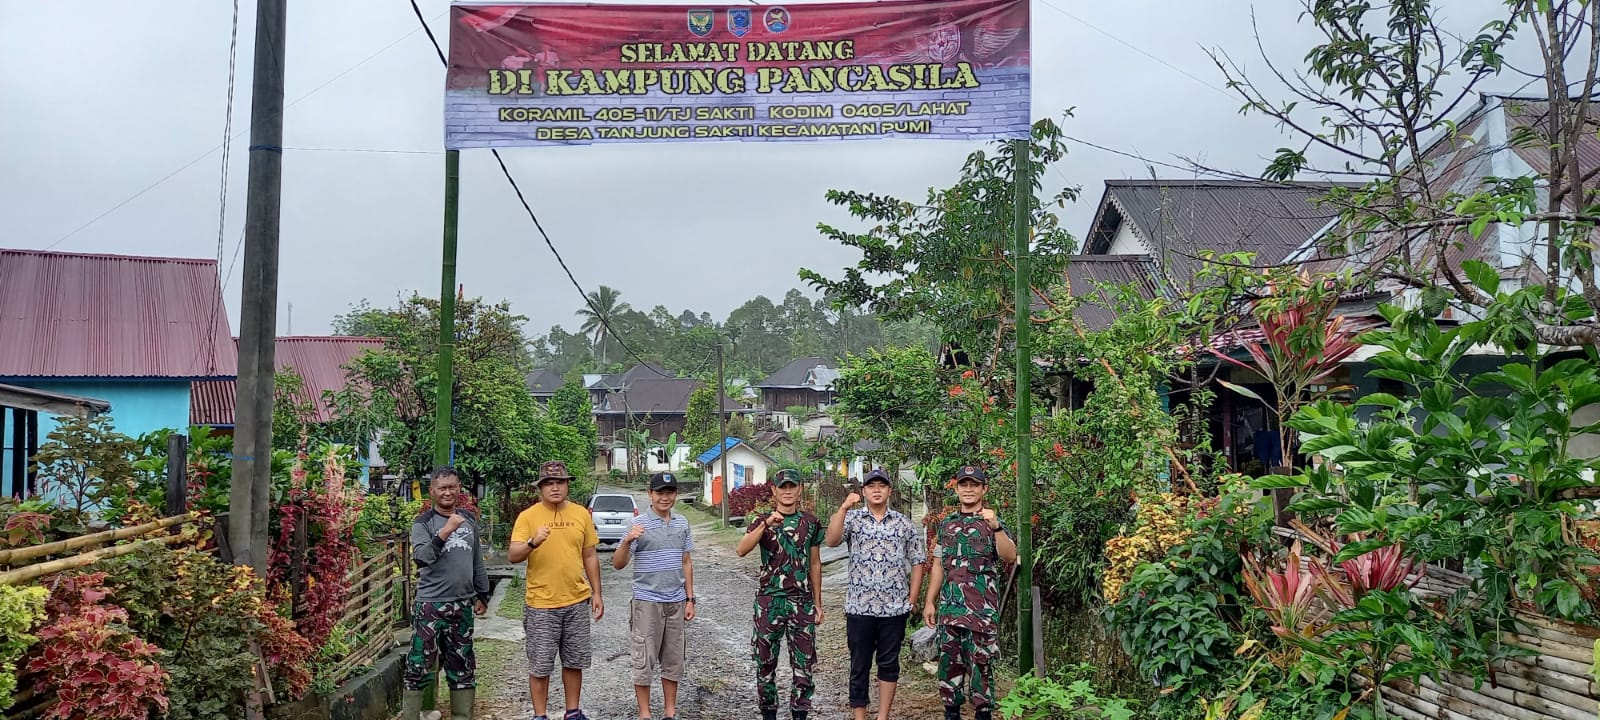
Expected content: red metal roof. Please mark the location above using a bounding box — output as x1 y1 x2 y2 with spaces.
0 249 236 378
190 336 386 426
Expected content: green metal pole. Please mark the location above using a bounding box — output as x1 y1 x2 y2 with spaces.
422 148 460 712
1012 138 1036 676
434 149 460 468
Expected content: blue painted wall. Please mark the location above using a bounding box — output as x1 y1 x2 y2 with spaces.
12 380 194 441
2 379 194 503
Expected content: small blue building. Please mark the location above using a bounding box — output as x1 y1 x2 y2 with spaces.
0 249 236 497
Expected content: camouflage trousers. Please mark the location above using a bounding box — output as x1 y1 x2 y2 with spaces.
937 625 998 710
751 594 817 712
404 600 477 691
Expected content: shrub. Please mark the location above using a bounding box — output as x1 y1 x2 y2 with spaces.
998 665 1136 720
29 573 169 720
1105 485 1274 702
101 546 313 714
0 585 47 712
729 482 773 520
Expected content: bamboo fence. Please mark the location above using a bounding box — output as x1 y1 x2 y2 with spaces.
1272 528 1600 719
3 520 414 718
1 512 200 720
322 534 409 686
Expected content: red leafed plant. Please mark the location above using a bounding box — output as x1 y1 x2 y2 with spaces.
1209 271 1363 471
1241 540 1322 640
1313 539 1423 609
1 512 51 548
268 444 360 651
255 600 314 699
28 573 169 720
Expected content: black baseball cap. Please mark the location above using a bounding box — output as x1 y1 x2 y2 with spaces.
772 469 802 487
862 469 894 487
650 472 680 491
955 464 988 484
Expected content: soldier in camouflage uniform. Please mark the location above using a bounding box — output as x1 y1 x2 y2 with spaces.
735 469 825 720
923 465 1018 720
404 467 490 720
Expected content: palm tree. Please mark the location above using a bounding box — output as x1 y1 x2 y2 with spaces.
577 285 630 365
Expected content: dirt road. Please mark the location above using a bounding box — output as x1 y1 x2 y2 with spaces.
468 488 942 720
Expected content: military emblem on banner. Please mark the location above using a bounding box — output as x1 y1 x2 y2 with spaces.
688 9 714 37
928 13 962 62
763 6 790 33
727 8 752 37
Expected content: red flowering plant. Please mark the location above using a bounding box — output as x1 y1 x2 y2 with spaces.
28 573 169 720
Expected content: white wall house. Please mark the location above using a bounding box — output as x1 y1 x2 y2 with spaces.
697 438 777 506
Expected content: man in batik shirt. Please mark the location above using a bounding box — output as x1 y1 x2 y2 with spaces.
735 469 824 720
825 468 926 720
923 464 1017 720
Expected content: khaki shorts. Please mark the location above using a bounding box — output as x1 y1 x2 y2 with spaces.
630 599 687 686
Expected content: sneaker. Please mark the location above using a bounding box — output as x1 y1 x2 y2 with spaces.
564 711 589 720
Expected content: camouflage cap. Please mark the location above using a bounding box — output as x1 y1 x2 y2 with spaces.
772 468 803 487
537 460 574 482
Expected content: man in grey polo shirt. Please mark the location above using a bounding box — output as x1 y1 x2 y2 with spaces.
612 472 696 720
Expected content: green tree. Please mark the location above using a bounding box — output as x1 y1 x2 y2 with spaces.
332 294 588 496
32 415 138 529
801 117 1079 376
683 383 721 456
576 285 631 365
531 324 594 376
1206 0 1599 348
548 381 597 457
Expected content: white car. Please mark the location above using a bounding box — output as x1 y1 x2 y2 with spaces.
588 493 639 545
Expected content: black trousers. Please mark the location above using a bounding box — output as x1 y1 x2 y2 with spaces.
845 613 909 708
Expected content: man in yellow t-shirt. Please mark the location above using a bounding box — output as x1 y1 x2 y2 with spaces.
509 460 605 720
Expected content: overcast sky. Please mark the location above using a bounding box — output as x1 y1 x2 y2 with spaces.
0 0 1541 338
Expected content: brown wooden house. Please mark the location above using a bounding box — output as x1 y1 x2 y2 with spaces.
756 356 838 412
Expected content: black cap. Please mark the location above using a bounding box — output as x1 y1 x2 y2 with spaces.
650 472 680 491
955 464 988 484
862 468 893 487
772 469 802 487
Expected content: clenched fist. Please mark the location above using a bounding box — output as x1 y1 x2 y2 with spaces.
439 513 466 541
530 525 552 547
980 508 999 530
842 492 862 510
765 511 785 528
624 523 647 544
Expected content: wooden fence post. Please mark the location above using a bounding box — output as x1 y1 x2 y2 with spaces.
165 433 189 517
215 513 234 564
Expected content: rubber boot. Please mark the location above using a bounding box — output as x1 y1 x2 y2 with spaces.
401 689 425 720
791 711 808 720
943 706 962 720
974 710 992 720
449 688 475 720
761 710 778 720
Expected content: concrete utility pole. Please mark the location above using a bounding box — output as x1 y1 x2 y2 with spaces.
230 0 288 575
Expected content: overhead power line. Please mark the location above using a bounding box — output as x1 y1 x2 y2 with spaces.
408 0 677 379
1035 0 1237 102
40 9 445 251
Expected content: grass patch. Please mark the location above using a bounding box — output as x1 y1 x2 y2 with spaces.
675 500 744 541
498 575 525 620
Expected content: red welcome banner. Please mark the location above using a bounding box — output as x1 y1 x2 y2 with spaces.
445 0 1030 147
